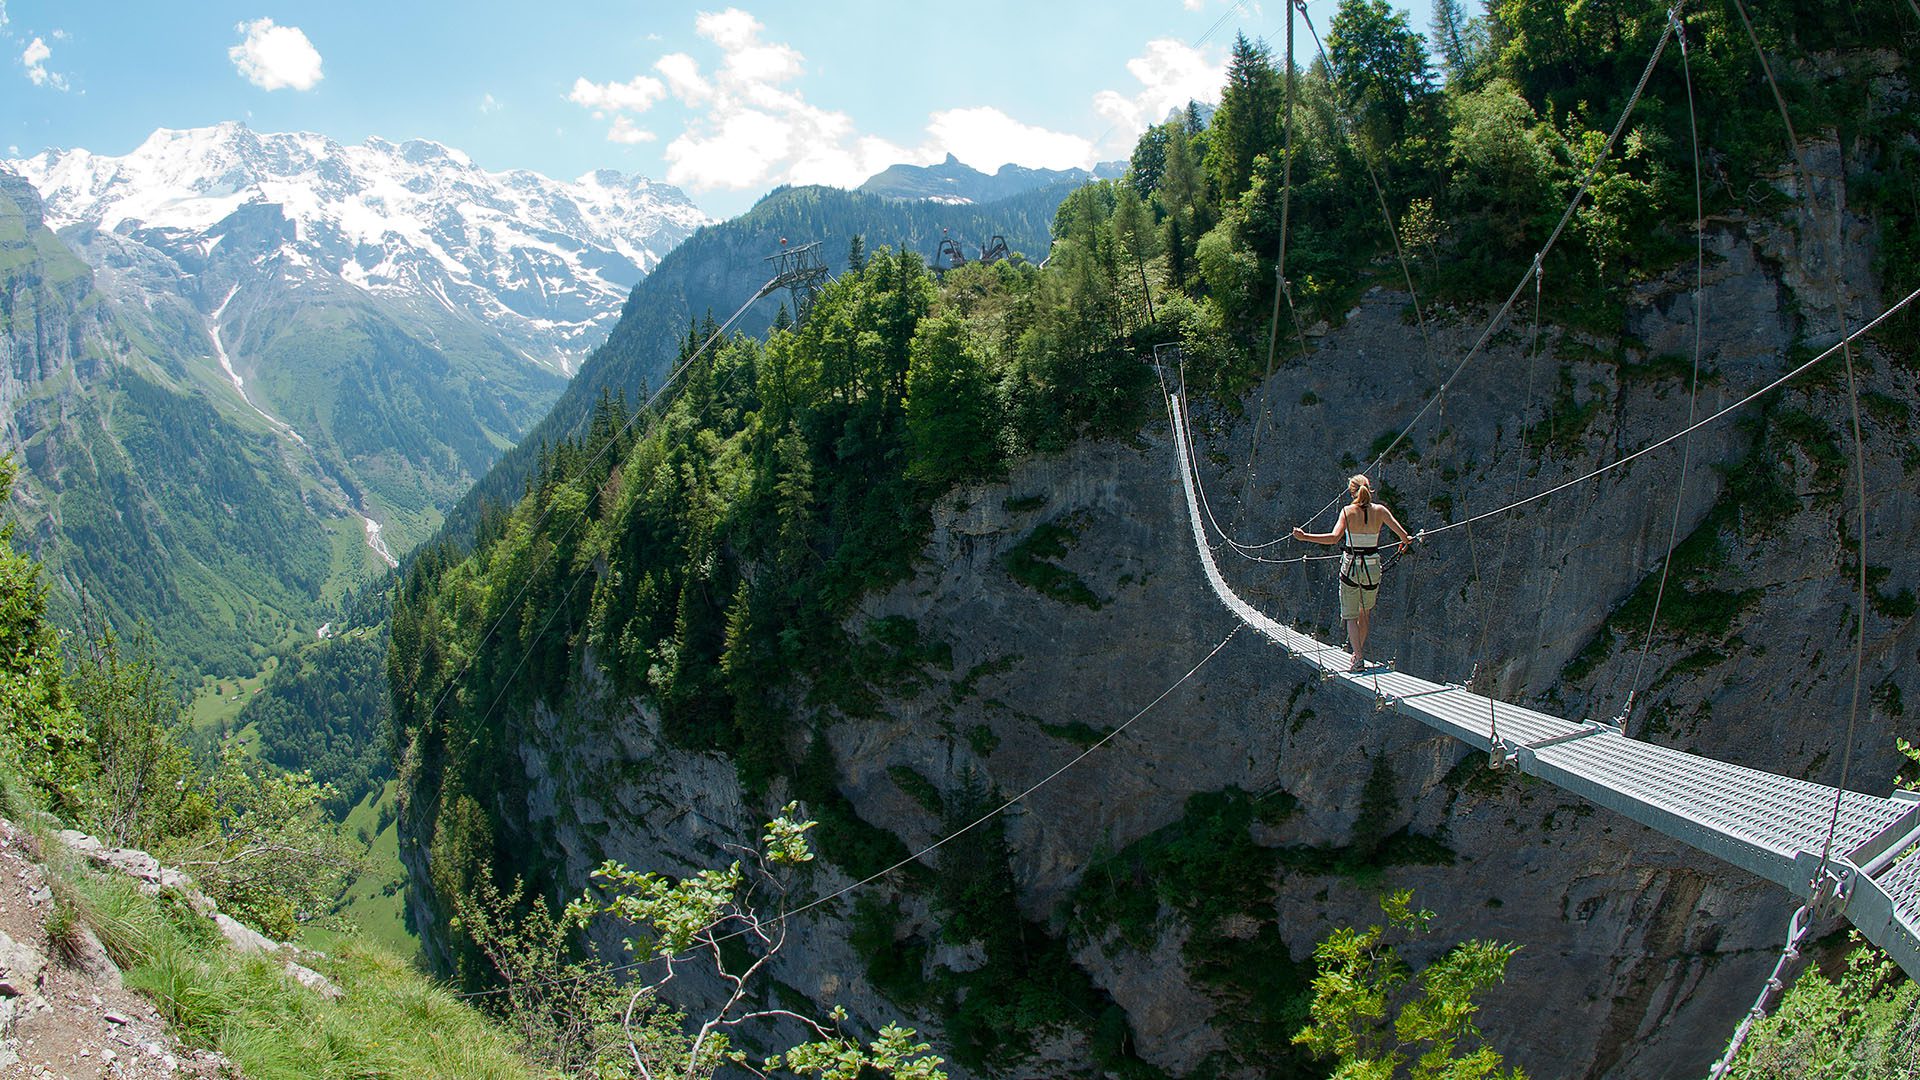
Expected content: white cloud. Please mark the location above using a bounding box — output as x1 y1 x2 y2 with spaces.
569 74 664 113
654 53 709 104
607 116 656 144
0 2 8 29
927 108 1093 172
694 8 761 51
480 92 501 114
573 6 1099 192
50 27 66 40
228 18 323 92
21 37 67 90
1092 38 1224 148
1185 0 1204 9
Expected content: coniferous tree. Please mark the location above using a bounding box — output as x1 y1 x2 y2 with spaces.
1204 34 1283 205
1329 0 1439 161
1129 123 1171 197
1431 0 1490 88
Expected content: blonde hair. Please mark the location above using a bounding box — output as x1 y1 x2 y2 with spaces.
1348 474 1373 508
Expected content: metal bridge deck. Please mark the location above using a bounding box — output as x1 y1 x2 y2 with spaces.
1166 392 1920 980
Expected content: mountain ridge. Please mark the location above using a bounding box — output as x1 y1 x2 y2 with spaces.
11 121 713 372
859 152 1126 203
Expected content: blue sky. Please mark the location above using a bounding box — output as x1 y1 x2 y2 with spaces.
1 0 1439 218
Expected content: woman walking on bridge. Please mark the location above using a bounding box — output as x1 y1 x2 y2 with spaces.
1293 475 1411 672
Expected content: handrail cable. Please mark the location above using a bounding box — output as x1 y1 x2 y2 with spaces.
456 622 1243 1000
1290 7 1681 535
1407 285 1920 543
1622 9 1707 733
1179 359 1343 564
420 282 777 739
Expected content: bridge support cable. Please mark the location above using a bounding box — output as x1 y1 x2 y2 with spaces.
1292 4 1682 534
1624 10 1707 736
1164 382 1920 981
1407 283 1920 545
455 618 1245 1001
1708 904 1814 1080
1725 0 1875 911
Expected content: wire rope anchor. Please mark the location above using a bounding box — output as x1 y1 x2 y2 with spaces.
1489 735 1519 771
1601 690 1634 731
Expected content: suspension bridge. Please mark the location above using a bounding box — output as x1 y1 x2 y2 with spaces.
1164 381 1920 983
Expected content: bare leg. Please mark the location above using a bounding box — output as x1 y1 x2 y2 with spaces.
1351 609 1371 668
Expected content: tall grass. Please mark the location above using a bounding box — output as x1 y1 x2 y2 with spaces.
11 767 541 1080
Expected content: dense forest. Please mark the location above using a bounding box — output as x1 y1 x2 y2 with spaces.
438 180 1086 546
383 0 1920 1074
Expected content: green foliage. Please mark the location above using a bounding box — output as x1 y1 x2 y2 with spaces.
243 619 395 816
1726 939 1919 1079
1328 0 1439 160
158 750 362 940
1070 788 1320 1074
1002 518 1102 608
1206 34 1285 208
0 457 87 814
67 623 201 847
1294 891 1524 1079
906 312 1003 486
567 807 949 1080
452 872 630 1075
50 855 537 1080
850 894 931 1005
925 772 1138 1071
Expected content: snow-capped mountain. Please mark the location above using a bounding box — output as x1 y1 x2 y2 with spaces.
11 122 712 371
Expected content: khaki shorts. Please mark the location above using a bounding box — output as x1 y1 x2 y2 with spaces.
1339 554 1382 621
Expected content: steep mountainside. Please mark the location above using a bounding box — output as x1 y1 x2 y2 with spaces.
12 123 711 371
860 153 1126 203
399 214 1918 1077
0 169 353 677
441 180 1080 543
10 124 710 552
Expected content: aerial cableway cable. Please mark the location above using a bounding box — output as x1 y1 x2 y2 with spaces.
420 280 780 740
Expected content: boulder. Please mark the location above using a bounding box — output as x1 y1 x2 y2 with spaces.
213 913 278 955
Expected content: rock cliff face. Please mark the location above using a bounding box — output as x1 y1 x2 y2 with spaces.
419 193 1917 1077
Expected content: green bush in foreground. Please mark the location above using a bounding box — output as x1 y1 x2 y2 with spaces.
1726 939 1919 1079
1294 890 1523 1080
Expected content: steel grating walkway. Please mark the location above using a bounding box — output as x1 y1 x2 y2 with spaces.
1166 392 1920 980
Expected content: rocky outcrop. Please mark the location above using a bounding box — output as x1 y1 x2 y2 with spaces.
0 818 234 1078
55 828 343 1001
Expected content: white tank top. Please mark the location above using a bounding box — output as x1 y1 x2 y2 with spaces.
1347 508 1380 550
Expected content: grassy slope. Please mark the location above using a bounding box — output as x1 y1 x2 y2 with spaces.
306 780 414 958
20 779 531 1080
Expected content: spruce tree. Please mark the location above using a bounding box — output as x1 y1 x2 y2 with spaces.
1204 33 1282 205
